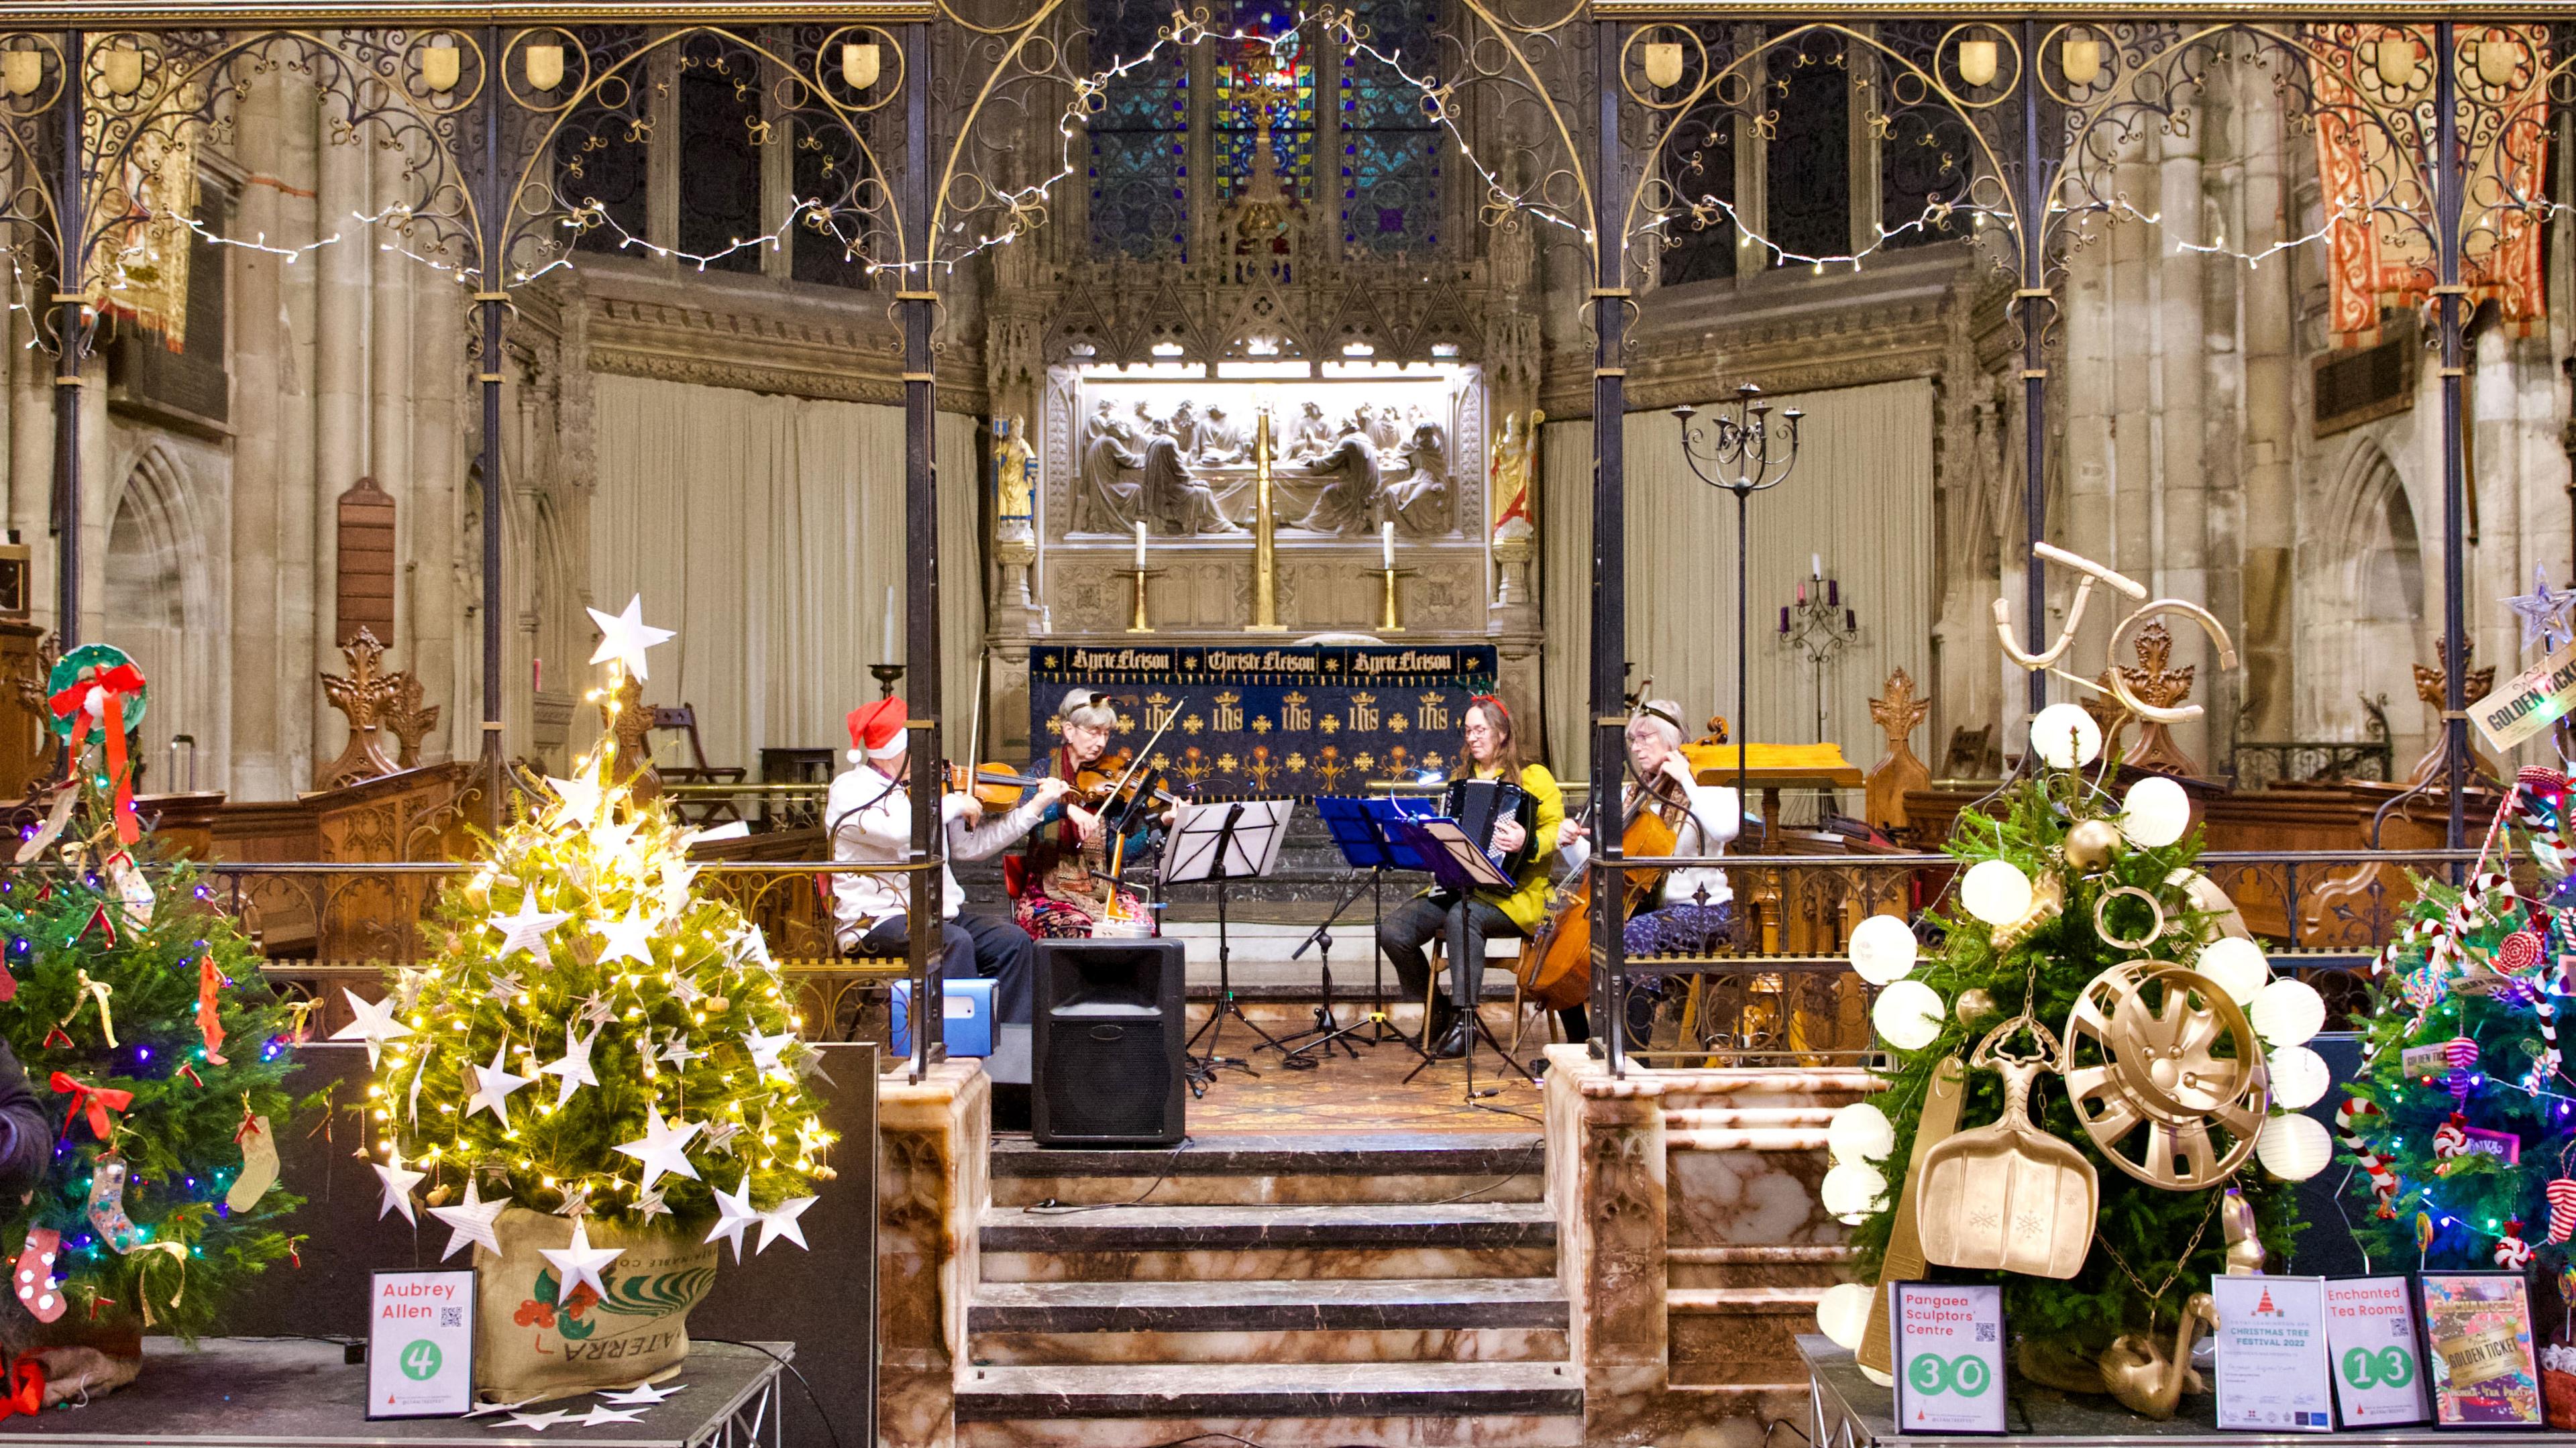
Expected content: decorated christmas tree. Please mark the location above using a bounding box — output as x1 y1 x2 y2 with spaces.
365 597 830 1254
1823 711 2324 1406
2338 766 2573 1272
0 645 307 1345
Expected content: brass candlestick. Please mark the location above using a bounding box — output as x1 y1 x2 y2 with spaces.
1248 407 1285 632
1375 565 1415 634
869 662 904 698
1128 567 1167 633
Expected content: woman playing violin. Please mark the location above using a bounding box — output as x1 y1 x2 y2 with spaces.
1014 689 1173 938
1375 693 1562 1058
1554 698 1743 1038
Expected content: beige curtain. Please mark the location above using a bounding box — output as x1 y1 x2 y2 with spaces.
1538 379 1935 794
589 374 983 772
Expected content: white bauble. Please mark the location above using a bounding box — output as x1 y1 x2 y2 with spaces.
2268 1044 2330 1111
2030 703 2104 770
1859 1365 1896 1388
2256 1112 2332 1181
2194 936 2271 1005
1827 1103 1896 1165
2249 978 2326 1048
1821 1162 1890 1225
1960 859 2035 926
2120 776 2192 849
1816 1282 1874 1351
1872 980 1947 1052
1848 914 1920 986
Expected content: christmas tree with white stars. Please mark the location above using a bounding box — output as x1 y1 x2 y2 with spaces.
364 596 832 1259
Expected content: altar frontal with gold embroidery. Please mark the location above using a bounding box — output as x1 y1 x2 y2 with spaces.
1030 644 1499 797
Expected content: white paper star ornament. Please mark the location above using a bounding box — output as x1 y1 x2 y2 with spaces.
612 1105 704 1190
586 595 676 681
428 1179 511 1261
465 1042 534 1127
372 1146 427 1225
543 771 606 826
491 893 572 962
743 1028 798 1074
494 1409 576 1432
704 1174 759 1264
580 1406 646 1427
597 1382 684 1406
596 909 658 966
331 989 414 1068
757 1196 818 1254
538 1221 625 1305
539 1024 602 1109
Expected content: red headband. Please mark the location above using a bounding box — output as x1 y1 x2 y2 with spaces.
1468 694 1510 728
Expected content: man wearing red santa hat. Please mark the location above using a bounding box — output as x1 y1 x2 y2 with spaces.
828 696 1072 1045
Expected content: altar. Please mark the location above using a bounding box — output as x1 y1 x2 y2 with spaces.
982 366 1544 757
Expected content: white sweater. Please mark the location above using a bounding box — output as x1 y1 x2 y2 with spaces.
827 764 1048 944
1559 778 1743 909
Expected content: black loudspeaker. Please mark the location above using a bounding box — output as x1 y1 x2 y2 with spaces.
1034 938 1187 1148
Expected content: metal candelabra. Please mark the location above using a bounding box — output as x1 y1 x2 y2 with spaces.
1780 563 1859 744
1673 385 1803 842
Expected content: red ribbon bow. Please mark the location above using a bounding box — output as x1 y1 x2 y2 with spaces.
48 1073 131 1141
0 1357 44 1420
46 664 144 845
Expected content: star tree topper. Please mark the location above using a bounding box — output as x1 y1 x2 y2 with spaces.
586 594 676 681
2505 565 2576 653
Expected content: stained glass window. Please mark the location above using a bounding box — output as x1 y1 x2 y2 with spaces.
1338 0 1441 252
1214 3 1314 203
1089 0 1190 257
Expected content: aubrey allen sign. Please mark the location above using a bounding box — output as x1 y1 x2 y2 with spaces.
2473 636 2576 754
1030 643 1499 798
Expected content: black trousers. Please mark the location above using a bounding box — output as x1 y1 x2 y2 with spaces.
1378 893 1521 1019
855 911 1036 1025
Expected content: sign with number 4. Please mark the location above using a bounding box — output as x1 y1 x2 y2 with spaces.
366 1269 476 1419
1892 1282 2006 1435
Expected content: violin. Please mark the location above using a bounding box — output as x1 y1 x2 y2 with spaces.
945 761 1050 809
1070 750 1190 836
1517 758 1688 1013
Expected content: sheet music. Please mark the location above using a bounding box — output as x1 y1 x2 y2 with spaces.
1159 798 1295 885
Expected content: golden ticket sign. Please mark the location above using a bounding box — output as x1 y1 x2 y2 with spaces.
2440 1326 2527 1390
2472 636 2576 754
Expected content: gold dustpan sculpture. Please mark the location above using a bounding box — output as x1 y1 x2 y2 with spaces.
1917 1015 2099 1280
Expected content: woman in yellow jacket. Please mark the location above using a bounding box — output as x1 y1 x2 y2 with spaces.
1375 694 1562 1058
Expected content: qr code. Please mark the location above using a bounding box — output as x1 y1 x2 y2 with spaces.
1975 1323 1996 1343
441 1308 464 1328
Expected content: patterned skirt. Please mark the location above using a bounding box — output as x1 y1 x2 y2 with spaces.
1016 885 1150 939
1623 901 1735 958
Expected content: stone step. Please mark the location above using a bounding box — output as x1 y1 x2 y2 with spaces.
981 1201 1554 1254
991 1131 1544 1206
971 1275 1570 1333
967 1278 1569 1366
952 1361 1585 1424
978 1201 1557 1283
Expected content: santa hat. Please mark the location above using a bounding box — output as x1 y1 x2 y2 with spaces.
848 696 908 763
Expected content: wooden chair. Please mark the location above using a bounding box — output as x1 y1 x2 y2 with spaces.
647 704 747 825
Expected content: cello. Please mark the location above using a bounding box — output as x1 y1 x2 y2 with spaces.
1518 760 1686 1012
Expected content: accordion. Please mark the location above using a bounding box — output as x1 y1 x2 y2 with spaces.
1442 777 1538 878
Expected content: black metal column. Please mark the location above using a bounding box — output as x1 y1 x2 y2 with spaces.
475 25 507 803
899 19 944 1081
2017 19 2047 722
50 27 85 649
1589 17 1629 1076
2432 21 2467 850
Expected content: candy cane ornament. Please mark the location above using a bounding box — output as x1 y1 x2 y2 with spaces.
2336 1097 2401 1212
2546 1178 2576 1245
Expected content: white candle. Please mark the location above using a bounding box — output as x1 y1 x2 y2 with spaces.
1811 552 1822 580
881 585 896 662
1134 521 1148 570
1381 521 1395 570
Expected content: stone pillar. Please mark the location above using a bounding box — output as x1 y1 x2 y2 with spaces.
313 89 371 776
227 70 293 797
2155 113 2210 768
2239 72 2298 742
370 135 415 703
877 1060 987 1448
1546 1044 1669 1448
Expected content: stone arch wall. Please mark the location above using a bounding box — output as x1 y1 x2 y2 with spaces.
2298 436 2426 764
103 443 225 790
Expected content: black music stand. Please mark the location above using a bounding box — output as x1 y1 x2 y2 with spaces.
1387 818 1539 1099
1277 797 1417 1068
1166 797 1294 1090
